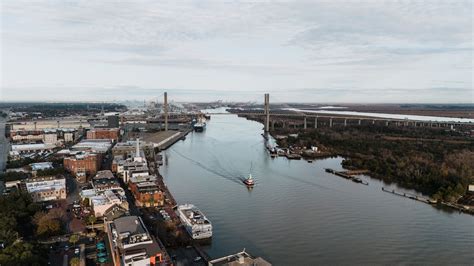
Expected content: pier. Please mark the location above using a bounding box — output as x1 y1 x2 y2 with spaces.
381 187 433 204
381 187 474 215
325 168 369 185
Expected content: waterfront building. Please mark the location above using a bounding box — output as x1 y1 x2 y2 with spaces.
107 216 167 266
24 175 66 202
112 140 152 157
129 180 164 207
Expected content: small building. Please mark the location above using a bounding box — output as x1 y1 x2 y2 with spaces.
90 189 128 217
108 216 168 266
24 175 66 202
92 170 120 192
30 162 54 171
468 184 474 195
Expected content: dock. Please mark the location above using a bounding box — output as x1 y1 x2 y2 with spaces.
381 187 433 204
381 187 474 215
325 168 369 185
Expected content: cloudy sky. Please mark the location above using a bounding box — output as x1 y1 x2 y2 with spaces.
1 1 472 103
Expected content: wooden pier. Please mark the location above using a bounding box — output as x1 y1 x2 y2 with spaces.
381 187 433 204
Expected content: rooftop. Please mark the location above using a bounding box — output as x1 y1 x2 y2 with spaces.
94 170 114 180
209 251 272 266
72 139 112 153
11 143 56 151
30 162 53 171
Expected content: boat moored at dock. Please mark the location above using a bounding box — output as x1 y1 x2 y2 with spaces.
177 204 213 239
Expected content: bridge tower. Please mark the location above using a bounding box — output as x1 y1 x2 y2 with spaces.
164 92 168 131
264 93 270 133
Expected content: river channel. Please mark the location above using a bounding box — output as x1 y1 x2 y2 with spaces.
161 109 474 265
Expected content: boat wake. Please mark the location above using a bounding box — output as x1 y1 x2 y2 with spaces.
169 148 243 185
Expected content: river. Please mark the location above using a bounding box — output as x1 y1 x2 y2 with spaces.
160 109 474 265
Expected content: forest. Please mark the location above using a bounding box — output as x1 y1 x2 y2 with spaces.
275 125 474 202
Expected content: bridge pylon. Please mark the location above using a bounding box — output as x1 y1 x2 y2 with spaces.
264 93 270 133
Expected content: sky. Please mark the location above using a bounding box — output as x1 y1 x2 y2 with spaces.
0 1 473 103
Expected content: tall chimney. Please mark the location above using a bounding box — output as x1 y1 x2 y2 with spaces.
136 138 140 157
164 92 168 131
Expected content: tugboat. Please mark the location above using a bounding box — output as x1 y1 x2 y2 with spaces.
243 173 255 187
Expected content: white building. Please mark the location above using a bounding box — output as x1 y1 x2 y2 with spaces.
90 189 128 217
30 162 54 171
43 133 58 144
25 175 66 202
11 143 56 154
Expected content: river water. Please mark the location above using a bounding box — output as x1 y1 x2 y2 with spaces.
161 109 474 265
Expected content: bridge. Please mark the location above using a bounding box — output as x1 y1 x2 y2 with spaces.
7 93 471 133
199 94 473 132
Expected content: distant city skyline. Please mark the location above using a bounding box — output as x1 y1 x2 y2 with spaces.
1 1 472 103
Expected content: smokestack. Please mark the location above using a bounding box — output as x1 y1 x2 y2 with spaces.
164 92 168 131
136 138 140 157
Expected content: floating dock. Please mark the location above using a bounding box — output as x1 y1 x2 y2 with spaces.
325 168 369 185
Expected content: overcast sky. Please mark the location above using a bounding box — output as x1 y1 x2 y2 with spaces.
1 1 472 103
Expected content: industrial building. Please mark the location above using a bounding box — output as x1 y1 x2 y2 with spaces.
87 128 120 141
72 139 113 154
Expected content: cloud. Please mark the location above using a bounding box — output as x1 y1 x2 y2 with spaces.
1 1 472 103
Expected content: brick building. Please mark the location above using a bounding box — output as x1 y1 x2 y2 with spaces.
64 152 101 180
86 128 119 141
128 181 164 207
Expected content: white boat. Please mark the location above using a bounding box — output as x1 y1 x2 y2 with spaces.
177 204 212 239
